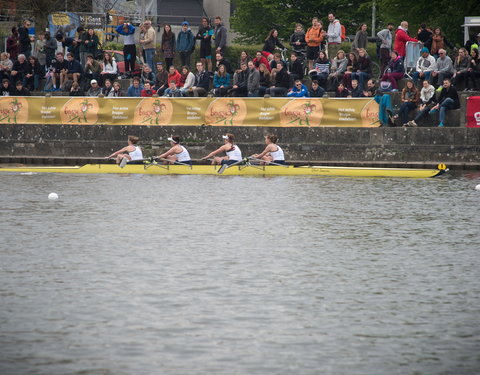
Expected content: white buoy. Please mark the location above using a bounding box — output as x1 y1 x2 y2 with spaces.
48 192 59 200
475 184 480 191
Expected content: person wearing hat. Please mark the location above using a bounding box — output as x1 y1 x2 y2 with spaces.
87 79 101 96
176 21 195 69
412 47 436 85
155 136 192 165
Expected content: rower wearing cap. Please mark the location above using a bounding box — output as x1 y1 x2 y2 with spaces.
156 135 192 165
202 133 242 165
106 135 143 164
252 134 285 165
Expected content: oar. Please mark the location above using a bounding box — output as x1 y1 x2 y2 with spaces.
217 158 248 174
155 157 192 167
248 157 289 167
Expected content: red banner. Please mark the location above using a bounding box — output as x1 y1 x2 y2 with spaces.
466 96 480 128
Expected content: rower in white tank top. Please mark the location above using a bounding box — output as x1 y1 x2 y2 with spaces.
251 134 286 165
269 145 284 161
128 146 143 161
176 145 191 162
202 133 244 166
106 135 143 165
156 136 192 165
226 144 242 161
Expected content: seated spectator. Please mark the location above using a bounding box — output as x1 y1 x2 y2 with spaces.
309 80 325 97
1 78 14 96
428 27 454 57
64 52 83 87
426 78 459 127
289 52 304 81
465 33 480 55
229 62 249 97
452 48 470 89
0 52 13 82
69 82 85 96
179 66 195 96
214 52 232 74
155 62 168 95
270 52 287 71
253 51 271 72
430 49 453 87
287 79 309 97
309 50 330 89
83 54 101 90
188 61 210 97
393 79 419 126
352 48 371 89
349 79 363 97
164 80 182 97
238 51 251 70
335 82 349 97
263 29 286 55
51 52 68 91
141 81 155 97
289 23 307 55
13 80 30 96
86 79 101 96
408 80 436 127
24 56 43 91
108 81 124 97
362 79 377 97
127 77 143 97
381 50 404 90
258 63 271 97
10 54 29 87
327 50 348 91
466 48 480 91
266 63 290 97
167 65 183 88
140 64 155 86
102 79 114 96
343 52 358 89
100 52 118 86
412 47 436 85
213 64 231 97
246 60 260 97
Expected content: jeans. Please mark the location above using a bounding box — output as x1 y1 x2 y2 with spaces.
381 72 404 89
144 48 156 73
398 101 417 124
24 74 40 91
179 51 192 68
266 87 288 97
412 71 431 84
351 72 369 89
439 97 455 125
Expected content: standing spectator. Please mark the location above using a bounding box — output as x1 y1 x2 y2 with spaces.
466 48 480 91
309 80 325 97
127 77 143 97
412 47 436 85
0 53 13 82
351 24 368 54
179 66 195 96
377 23 394 74
109 81 124 97
83 54 101 89
309 50 330 89
430 49 453 87
229 62 249 97
33 32 46 71
189 61 210 97
1 78 14 96
83 28 99 60
196 17 214 73
258 63 271 96
287 79 309 97
140 64 155 85
343 52 358 89
86 79 101 96
213 64 231 97
177 22 195 68
266 63 290 97
262 29 286 55
141 81 155 97
393 21 418 58
328 49 348 91
100 52 118 85
18 20 32 59
427 78 459 127
352 48 371 89
305 17 324 71
381 50 405 90
76 27 87 67
6 27 19 61
214 16 227 54
44 32 57 69
326 13 342 60
407 80 436 127
10 54 29 87
63 52 83 87
155 62 168 95
246 60 260 97
69 82 84 96
13 80 31 96
289 24 307 55
429 27 454 57
140 20 157 73
161 25 176 70
394 79 419 126
452 48 470 89
289 52 304 81
24 56 43 91
417 24 433 51
465 33 480 55
116 22 136 78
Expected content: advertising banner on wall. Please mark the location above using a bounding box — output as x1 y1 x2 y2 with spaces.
466 96 480 127
48 12 105 38
0 97 380 127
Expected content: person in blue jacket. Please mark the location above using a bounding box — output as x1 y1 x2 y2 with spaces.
287 79 309 97
116 23 136 78
127 77 143 97
177 21 195 69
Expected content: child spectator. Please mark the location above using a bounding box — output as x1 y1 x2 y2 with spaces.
161 25 176 70
309 80 326 97
287 79 309 97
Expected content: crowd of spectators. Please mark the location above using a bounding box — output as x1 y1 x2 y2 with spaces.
1 14 479 104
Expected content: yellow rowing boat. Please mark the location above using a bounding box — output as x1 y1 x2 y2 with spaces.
0 163 448 178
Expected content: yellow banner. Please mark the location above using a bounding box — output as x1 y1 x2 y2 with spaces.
0 97 379 127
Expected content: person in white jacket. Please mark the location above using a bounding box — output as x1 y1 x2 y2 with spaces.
412 47 436 85
179 66 195 96
326 13 342 61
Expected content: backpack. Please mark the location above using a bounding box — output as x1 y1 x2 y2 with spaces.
340 24 346 42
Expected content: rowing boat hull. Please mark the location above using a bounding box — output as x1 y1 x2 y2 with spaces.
0 164 446 178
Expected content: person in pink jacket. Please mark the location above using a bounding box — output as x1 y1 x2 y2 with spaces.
393 21 418 57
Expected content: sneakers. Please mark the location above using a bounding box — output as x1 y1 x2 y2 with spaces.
408 120 418 127
438 122 444 127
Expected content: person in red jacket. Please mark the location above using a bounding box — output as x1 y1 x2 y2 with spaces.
167 65 183 87
253 51 271 71
393 21 418 57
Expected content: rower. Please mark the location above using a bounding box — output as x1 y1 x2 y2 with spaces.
106 135 143 164
156 136 192 165
252 134 285 165
202 133 242 165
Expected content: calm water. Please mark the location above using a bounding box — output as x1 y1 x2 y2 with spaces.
0 172 479 375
